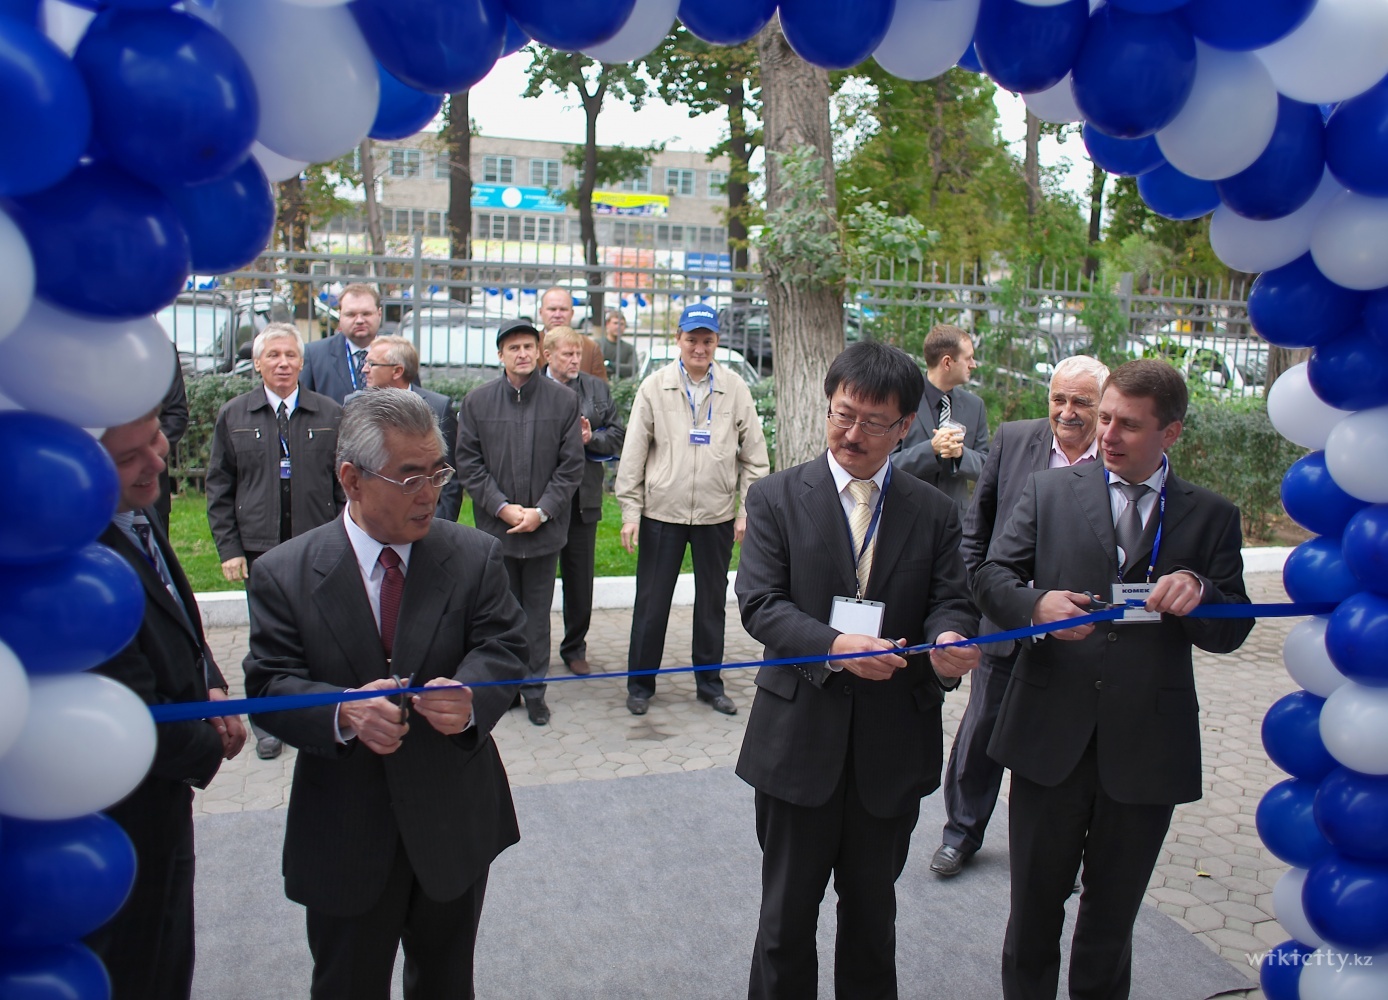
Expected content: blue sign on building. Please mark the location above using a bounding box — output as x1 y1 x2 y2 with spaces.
471 184 565 214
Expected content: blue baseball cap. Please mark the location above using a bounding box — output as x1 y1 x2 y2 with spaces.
678 303 719 334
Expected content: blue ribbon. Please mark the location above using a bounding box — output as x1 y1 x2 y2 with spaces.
150 601 1335 724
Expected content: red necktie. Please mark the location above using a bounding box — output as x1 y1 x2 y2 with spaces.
378 548 404 659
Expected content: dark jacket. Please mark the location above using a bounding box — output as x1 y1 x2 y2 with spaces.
300 331 366 405
206 387 344 559
547 368 625 521
892 382 990 511
455 370 584 558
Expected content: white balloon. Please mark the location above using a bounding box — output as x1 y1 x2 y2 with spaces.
1327 406 1388 503
41 0 94 56
873 0 981 83
1321 681 1388 774
1155 42 1277 181
1310 190 1388 292
1256 0 1388 104
1286 617 1350 699
0 672 156 821
582 0 679 63
1268 363 1348 452
0 299 176 428
251 142 308 184
1298 948 1388 999
1210 169 1343 273
211 0 378 165
0 640 29 763
1025 73 1084 124
0 207 35 342
1274 868 1327 949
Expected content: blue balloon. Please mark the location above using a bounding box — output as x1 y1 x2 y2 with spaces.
7 161 190 319
1263 691 1338 782
72 9 258 186
1249 254 1365 350
1181 0 1315 52
502 16 529 55
1082 123 1166 177
1216 97 1326 221
1072 5 1196 139
1136 163 1219 221
1304 854 1388 953
0 543 144 675
974 0 1089 95
1326 591 1388 686
1343 506 1388 599
1365 287 1388 340
504 0 636 51
779 0 895 71
1110 0 1190 10
0 943 111 1000
0 15 92 197
1259 940 1312 1000
1256 778 1333 868
677 0 777 46
1325 75 1388 199
0 814 136 948
0 412 119 565
1316 767 1388 862
353 0 504 95
957 41 984 74
1280 452 1369 538
1308 323 1388 412
1283 537 1359 607
162 156 275 274
370 62 443 141
0 0 39 25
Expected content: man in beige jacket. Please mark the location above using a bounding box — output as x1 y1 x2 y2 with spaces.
617 304 770 716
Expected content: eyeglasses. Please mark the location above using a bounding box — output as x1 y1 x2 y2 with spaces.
362 360 399 369
826 410 907 438
359 465 456 495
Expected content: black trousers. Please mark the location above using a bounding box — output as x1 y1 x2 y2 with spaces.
627 517 734 699
504 551 560 700
245 549 275 743
306 842 489 1000
1002 740 1175 1000
749 748 920 1000
940 650 1016 854
558 508 599 665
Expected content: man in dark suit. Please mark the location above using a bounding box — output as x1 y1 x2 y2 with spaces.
301 283 383 404
88 408 246 1000
930 355 1110 878
243 388 527 1000
349 334 463 522
973 359 1253 1000
154 359 187 533
735 340 981 999
892 323 990 510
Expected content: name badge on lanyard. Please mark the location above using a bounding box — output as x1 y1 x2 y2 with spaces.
1107 457 1168 624
681 360 713 446
689 428 711 446
280 458 292 480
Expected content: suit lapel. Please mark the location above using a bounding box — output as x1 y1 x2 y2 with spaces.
1069 463 1120 580
798 456 857 594
865 472 919 599
389 533 452 682
1027 420 1053 473
102 523 200 645
310 521 387 687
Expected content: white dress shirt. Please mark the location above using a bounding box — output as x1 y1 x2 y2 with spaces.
264 385 300 416
826 451 890 523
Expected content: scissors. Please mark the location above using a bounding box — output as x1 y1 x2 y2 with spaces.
391 672 412 724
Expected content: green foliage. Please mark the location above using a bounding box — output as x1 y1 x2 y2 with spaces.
1105 177 1230 285
974 378 1050 432
607 376 641 425
556 142 665 208
758 145 845 291
174 374 257 478
750 377 778 471
421 375 488 405
1083 269 1130 369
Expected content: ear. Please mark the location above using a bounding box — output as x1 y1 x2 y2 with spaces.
338 461 364 502
896 411 916 443
1162 419 1183 451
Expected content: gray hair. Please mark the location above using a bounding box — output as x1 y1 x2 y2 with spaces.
1050 354 1109 393
371 335 419 385
252 322 303 361
337 387 444 473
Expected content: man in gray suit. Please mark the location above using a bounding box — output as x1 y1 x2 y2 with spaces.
892 324 989 509
243 389 527 1000
301 283 383 404
930 355 1109 878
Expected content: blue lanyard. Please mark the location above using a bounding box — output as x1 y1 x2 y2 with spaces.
841 462 892 596
679 360 713 428
346 338 361 391
1106 456 1168 583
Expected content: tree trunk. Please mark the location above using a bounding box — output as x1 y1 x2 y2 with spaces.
276 177 311 319
757 17 844 470
359 140 385 272
445 91 473 299
577 61 606 326
1084 163 1106 279
1023 110 1041 223
1266 346 1310 390
726 81 751 273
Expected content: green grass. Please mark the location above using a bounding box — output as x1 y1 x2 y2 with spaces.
170 491 740 593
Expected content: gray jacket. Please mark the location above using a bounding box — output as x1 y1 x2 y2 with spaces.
455 371 584 558
892 382 990 511
547 369 625 521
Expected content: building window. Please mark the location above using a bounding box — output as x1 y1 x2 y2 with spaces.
483 156 514 184
434 150 450 180
665 168 695 197
708 170 728 197
427 211 445 237
618 167 651 193
530 158 561 189
389 149 422 178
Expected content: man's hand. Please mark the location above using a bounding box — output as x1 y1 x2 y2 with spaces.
221 557 248 582
930 427 964 460
620 522 640 554
830 634 907 681
206 688 247 759
1147 571 1203 616
1033 590 1096 641
506 507 543 534
498 503 525 528
734 515 747 544
339 678 410 755
411 678 474 735
580 416 592 445
930 631 981 678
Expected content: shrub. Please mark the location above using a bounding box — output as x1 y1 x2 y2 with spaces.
174 373 257 485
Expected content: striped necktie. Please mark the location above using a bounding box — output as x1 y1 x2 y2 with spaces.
847 479 877 595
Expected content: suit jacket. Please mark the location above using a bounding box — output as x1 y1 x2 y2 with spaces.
735 455 978 818
546 368 625 521
206 387 344 558
344 385 463 522
578 334 608 382
973 461 1253 805
242 517 528 916
892 383 990 510
301 331 366 405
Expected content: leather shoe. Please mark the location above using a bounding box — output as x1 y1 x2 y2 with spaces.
929 844 973 877
698 692 737 716
567 658 591 676
256 736 283 760
626 693 650 716
525 698 550 726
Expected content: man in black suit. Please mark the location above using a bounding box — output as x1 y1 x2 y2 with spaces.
243 388 527 1000
301 283 383 404
974 359 1253 1000
931 355 1110 878
154 359 188 533
88 408 246 1000
735 340 981 999
350 334 463 522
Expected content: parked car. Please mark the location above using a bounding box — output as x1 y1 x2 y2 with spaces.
156 289 293 375
717 302 864 371
397 301 500 376
634 342 762 386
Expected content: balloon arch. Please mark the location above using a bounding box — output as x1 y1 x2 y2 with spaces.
3 0 1388 996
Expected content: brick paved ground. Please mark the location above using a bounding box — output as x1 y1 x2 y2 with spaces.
198 572 1299 997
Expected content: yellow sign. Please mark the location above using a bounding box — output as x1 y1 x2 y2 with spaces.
592 191 669 217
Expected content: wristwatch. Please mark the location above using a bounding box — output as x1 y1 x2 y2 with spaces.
536 507 550 524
